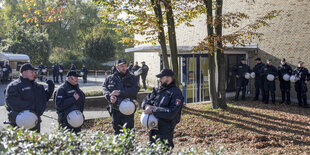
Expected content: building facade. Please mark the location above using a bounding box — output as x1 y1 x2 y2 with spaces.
126 0 310 103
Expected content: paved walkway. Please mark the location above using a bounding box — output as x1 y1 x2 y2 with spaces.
0 74 109 133
0 106 110 133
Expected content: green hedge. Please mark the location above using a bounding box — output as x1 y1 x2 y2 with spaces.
0 127 225 154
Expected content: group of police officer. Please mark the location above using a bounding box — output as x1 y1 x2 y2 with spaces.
4 59 183 149
1 61 12 84
37 63 88 84
103 59 183 149
234 57 310 108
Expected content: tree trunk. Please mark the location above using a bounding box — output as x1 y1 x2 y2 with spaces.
163 0 179 85
204 0 219 109
215 0 227 109
151 0 169 69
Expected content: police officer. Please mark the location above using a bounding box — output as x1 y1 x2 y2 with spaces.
262 59 278 104
132 62 141 82
252 58 266 102
5 63 55 132
142 69 184 149
233 58 251 101
70 63 77 71
141 61 149 90
2 61 12 84
111 62 117 75
127 61 134 74
52 63 59 84
277 58 292 104
80 64 88 83
54 71 85 133
292 61 310 108
102 59 140 135
38 62 47 81
58 63 65 83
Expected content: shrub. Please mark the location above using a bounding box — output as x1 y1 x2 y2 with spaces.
0 127 226 154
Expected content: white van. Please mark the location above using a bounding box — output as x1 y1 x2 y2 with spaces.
0 53 30 80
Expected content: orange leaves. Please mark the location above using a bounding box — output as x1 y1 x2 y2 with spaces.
22 0 66 25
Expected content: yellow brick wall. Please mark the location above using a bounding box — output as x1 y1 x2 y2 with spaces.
134 51 161 87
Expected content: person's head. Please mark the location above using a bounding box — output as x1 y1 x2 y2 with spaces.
5 61 9 65
281 58 286 65
156 69 175 87
266 59 272 66
83 64 85 67
255 58 261 64
40 62 43 65
71 63 74 66
130 61 133 65
135 62 139 66
240 58 246 64
116 59 127 74
298 61 304 68
67 71 81 85
142 61 146 65
20 64 36 81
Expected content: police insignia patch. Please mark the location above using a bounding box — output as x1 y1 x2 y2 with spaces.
176 99 181 105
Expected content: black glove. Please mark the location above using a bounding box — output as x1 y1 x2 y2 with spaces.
8 111 19 125
46 80 54 86
46 80 55 92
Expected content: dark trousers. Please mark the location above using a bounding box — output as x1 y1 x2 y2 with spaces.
280 81 291 103
2 72 9 84
112 109 134 135
235 78 248 100
254 78 266 101
58 114 81 134
59 73 64 83
264 81 276 104
295 82 308 107
141 75 147 90
83 75 87 83
53 73 59 83
149 125 174 149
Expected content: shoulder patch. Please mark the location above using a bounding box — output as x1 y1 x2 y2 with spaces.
176 99 182 105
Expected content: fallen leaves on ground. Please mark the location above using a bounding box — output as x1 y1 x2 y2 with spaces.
83 99 310 154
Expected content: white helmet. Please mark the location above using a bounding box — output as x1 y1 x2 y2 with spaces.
59 69 63 73
67 110 84 128
140 113 158 129
16 110 38 129
267 74 275 81
244 72 250 79
42 69 47 73
250 72 256 78
2 68 7 71
134 68 143 76
80 72 84 76
283 74 291 81
119 99 136 115
290 75 299 83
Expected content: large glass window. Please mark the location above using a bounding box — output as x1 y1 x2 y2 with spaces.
160 53 246 103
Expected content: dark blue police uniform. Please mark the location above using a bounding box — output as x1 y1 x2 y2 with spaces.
142 69 184 149
5 64 54 132
102 59 140 135
54 71 85 133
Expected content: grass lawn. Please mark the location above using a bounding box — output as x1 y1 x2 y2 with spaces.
82 99 310 154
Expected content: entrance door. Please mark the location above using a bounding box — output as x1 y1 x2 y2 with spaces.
180 54 209 103
226 54 246 92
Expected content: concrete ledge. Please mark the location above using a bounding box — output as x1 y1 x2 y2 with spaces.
46 92 150 110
